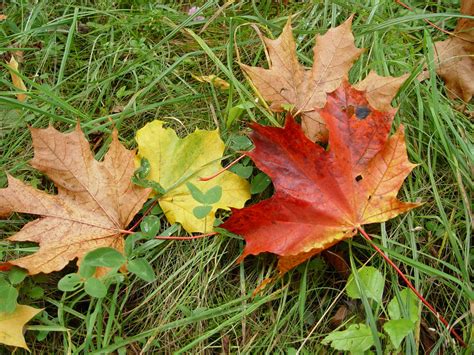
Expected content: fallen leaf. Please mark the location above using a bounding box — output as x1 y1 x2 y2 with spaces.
0 304 42 349
330 305 349 328
321 250 350 278
0 14 7 21
241 16 408 141
0 125 151 275
6 56 27 102
241 16 361 141
111 105 125 113
433 0 474 102
135 120 250 233
354 71 409 111
221 81 420 273
192 74 230 90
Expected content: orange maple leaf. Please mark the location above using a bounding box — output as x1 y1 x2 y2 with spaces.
241 16 408 141
0 125 151 275
221 81 421 273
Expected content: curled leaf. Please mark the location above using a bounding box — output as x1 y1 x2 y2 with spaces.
192 74 230 90
6 56 27 102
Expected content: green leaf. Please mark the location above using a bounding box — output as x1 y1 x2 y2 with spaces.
83 247 126 268
383 319 414 349
128 258 156 282
250 172 271 194
388 288 419 323
346 266 385 303
140 215 161 238
227 106 245 129
125 233 146 256
8 267 27 285
229 164 253 178
227 102 254 128
78 263 96 278
58 273 83 292
186 182 207 204
322 323 375 353
84 277 107 298
132 177 165 194
229 135 253 151
193 205 212 219
133 157 151 179
186 183 223 206
132 158 165 194
26 286 44 299
202 185 222 204
0 279 19 313
150 204 163 215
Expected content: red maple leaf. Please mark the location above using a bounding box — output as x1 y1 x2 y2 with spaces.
222 81 421 273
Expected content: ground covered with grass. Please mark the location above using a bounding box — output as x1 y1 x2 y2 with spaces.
0 0 472 353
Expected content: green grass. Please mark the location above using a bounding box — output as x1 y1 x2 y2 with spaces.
1 0 472 353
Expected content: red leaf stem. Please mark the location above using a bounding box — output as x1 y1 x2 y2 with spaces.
199 154 245 181
358 227 466 347
155 232 217 240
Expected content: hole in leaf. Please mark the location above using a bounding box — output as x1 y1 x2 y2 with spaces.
355 106 371 120
355 175 363 182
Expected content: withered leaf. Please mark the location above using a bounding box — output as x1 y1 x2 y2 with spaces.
433 0 474 102
6 56 27 102
354 71 409 112
0 125 151 275
241 16 407 141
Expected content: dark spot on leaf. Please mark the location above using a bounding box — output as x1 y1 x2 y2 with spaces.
355 175 363 182
355 106 371 120
368 195 372 201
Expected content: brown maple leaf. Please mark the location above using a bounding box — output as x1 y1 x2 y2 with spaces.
433 0 474 102
241 16 408 141
221 81 421 273
0 125 151 275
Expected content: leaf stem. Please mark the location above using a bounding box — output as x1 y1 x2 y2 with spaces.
126 200 159 233
358 227 466 347
155 232 217 240
199 154 245 181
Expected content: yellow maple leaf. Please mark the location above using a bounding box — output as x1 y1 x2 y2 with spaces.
135 121 250 233
0 305 42 350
